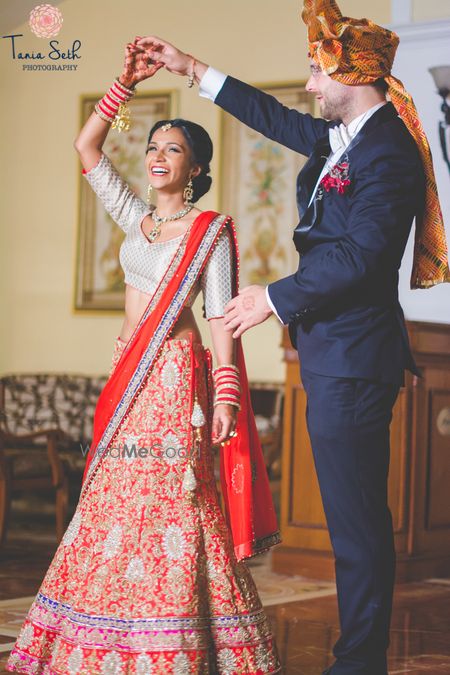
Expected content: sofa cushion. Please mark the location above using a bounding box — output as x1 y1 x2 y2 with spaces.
1 374 107 444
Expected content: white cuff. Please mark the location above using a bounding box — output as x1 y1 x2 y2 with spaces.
199 67 227 102
265 286 286 325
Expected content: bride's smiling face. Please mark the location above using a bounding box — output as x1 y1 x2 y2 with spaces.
145 127 200 195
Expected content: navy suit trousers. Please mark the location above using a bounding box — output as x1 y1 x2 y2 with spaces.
301 368 400 674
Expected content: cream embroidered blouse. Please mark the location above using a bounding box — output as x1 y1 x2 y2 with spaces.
83 153 234 319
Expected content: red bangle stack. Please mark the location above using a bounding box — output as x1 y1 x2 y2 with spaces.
94 78 135 127
213 364 241 410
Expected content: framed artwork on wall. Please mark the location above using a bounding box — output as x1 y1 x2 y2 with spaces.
74 90 177 312
219 82 314 289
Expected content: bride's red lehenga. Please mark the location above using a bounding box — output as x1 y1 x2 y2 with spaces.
7 157 281 674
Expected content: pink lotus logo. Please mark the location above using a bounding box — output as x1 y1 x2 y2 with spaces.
29 4 63 39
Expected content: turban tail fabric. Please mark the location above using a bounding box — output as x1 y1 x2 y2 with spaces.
302 0 450 289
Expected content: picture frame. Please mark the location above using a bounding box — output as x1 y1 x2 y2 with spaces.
73 89 177 312
219 82 314 288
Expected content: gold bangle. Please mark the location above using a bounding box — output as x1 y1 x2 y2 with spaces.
94 103 113 124
213 400 241 410
212 363 239 375
115 76 136 97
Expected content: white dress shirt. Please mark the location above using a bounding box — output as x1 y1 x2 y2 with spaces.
199 67 227 101
198 67 387 324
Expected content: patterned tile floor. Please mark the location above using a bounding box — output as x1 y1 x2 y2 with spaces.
0 511 449 673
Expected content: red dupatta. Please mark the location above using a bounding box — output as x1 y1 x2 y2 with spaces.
81 210 280 561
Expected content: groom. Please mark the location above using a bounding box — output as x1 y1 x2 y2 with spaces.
137 1 449 672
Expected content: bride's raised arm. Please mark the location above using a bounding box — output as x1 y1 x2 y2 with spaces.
74 40 162 172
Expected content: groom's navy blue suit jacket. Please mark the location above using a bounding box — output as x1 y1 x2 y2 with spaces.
216 77 425 384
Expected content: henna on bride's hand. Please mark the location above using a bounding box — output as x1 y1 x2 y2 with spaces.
121 42 163 86
242 295 255 310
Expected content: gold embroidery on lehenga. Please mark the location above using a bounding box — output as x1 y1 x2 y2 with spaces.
181 462 197 492
135 653 154 674
165 565 187 603
206 558 222 584
161 430 183 465
256 642 276 672
172 652 190 674
15 624 33 650
121 433 142 462
67 645 83 674
82 216 227 495
102 524 123 560
62 511 82 546
100 651 124 674
218 647 238 674
125 555 146 583
6 338 281 674
160 357 180 390
162 523 187 560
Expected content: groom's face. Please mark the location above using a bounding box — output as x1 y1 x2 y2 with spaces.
306 61 354 122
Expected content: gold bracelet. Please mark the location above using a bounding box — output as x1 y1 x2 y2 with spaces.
186 54 196 88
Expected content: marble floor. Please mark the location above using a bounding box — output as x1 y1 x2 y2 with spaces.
268 581 450 674
0 514 449 674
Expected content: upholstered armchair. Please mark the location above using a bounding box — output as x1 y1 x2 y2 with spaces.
0 427 70 546
0 374 107 547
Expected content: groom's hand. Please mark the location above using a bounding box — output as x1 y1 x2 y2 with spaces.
135 36 208 80
224 286 273 338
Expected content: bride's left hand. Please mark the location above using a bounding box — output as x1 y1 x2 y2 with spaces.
212 404 237 445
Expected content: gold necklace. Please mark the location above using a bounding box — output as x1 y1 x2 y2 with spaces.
146 204 194 243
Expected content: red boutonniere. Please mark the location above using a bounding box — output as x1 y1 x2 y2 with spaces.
320 159 351 195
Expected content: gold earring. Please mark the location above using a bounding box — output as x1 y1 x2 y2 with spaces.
147 184 153 205
183 179 194 205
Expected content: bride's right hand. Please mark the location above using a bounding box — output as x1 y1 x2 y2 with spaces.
135 36 193 76
119 39 164 89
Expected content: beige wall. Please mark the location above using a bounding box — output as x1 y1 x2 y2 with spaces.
413 0 450 22
1 0 394 380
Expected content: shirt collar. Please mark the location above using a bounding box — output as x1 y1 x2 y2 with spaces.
346 101 387 138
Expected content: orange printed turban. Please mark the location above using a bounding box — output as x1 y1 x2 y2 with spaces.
302 0 450 289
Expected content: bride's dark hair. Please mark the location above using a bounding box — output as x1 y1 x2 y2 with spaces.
147 119 213 202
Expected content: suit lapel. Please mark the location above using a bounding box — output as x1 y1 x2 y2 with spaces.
296 135 331 220
294 103 398 241
295 133 331 235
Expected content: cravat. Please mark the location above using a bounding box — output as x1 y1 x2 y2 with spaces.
328 123 352 155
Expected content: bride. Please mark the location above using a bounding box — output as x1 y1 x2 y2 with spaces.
7 39 281 674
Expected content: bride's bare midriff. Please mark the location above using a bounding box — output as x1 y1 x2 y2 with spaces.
119 285 202 345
